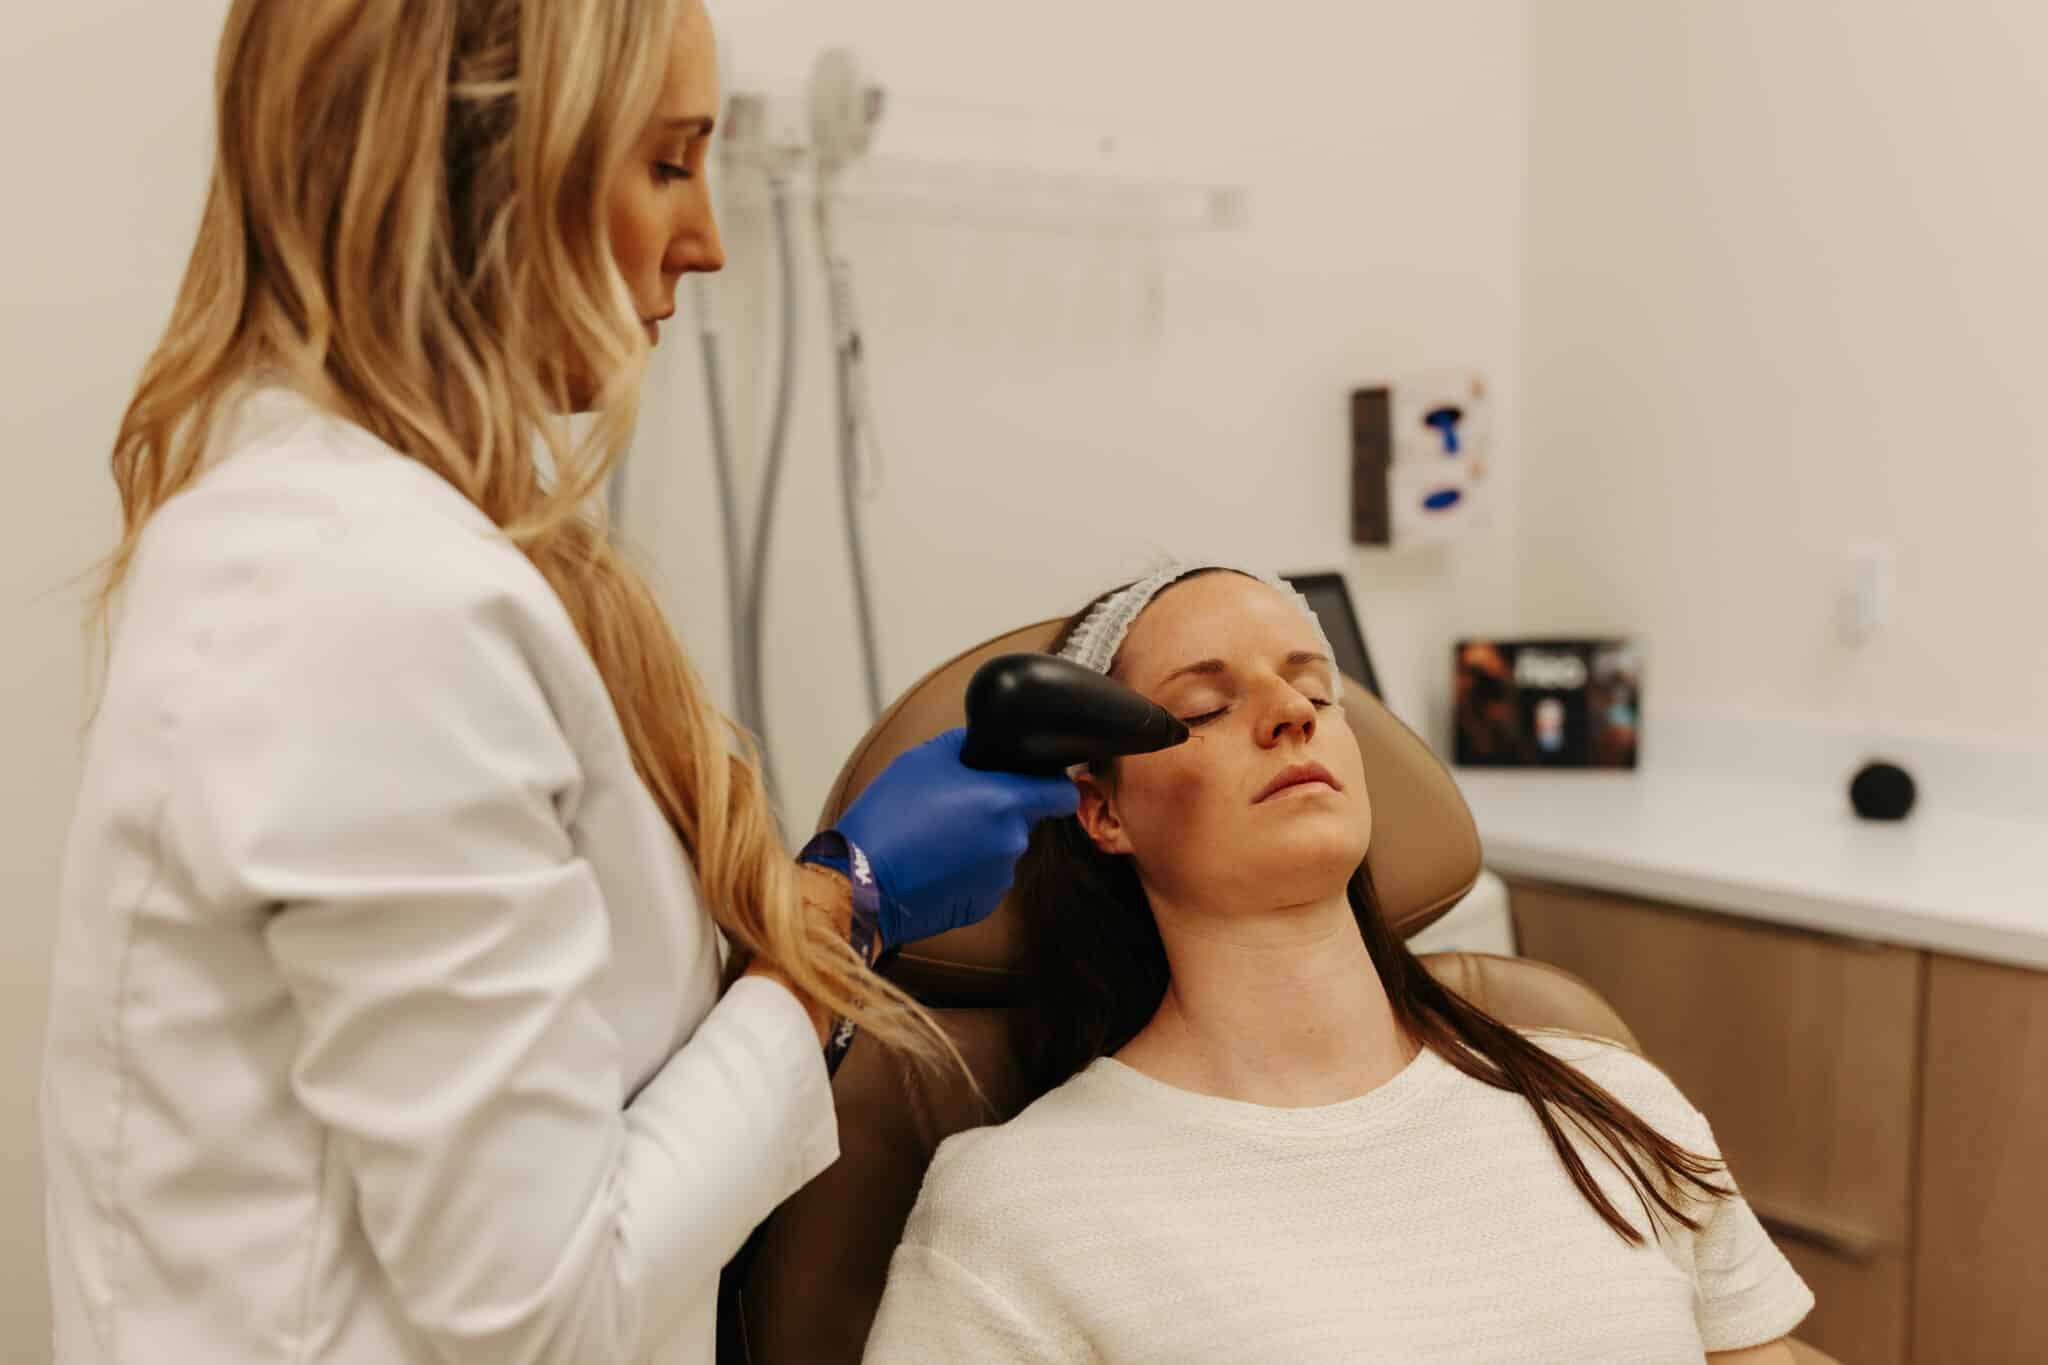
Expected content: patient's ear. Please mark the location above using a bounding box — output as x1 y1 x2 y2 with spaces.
1074 771 1134 856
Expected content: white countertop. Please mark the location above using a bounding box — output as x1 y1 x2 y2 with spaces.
1462 769 2048 972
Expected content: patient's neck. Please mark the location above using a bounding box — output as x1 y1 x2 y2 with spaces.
1114 887 1417 1108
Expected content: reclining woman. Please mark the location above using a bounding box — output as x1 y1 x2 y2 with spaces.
862 564 1814 1365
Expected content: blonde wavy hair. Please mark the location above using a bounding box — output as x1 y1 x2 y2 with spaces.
96 0 945 1056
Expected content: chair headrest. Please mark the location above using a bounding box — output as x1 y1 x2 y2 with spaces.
816 618 1483 1004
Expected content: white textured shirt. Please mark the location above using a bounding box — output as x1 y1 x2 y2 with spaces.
865 1031 1811 1364
43 388 839 1365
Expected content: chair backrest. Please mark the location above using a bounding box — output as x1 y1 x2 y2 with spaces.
726 619 1640 1364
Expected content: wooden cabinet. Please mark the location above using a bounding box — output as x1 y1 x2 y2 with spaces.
1510 879 1924 1365
1913 954 2048 1363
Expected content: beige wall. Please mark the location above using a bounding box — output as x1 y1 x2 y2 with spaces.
1521 0 2048 741
629 0 1529 823
3 0 231 1354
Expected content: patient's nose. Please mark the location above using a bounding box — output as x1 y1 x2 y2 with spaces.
1261 687 1319 745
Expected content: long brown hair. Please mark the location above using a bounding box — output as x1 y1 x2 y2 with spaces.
91 0 942 1055
1012 572 1730 1244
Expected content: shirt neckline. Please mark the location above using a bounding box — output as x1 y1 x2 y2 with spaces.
1082 1040 1457 1140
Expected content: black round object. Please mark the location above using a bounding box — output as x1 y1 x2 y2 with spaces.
1849 760 1917 821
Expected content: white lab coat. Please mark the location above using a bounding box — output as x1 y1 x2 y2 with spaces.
42 388 839 1364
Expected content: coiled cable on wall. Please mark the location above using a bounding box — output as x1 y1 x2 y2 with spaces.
817 191 887 722
684 145 890 814
688 272 746 745
735 176 804 814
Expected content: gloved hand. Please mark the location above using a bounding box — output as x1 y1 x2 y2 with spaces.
825 728 1080 949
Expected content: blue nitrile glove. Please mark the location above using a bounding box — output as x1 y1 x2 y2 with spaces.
823 727 1080 950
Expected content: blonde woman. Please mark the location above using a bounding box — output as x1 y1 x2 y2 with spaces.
41 2 1074 1362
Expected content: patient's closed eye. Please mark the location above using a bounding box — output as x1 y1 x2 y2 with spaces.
1181 697 1333 726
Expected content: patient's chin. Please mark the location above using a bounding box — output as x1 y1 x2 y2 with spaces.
1247 823 1370 900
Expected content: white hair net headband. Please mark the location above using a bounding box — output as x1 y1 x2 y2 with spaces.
1055 562 1344 704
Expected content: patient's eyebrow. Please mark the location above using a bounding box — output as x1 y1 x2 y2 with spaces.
1156 651 1333 687
1157 658 1229 686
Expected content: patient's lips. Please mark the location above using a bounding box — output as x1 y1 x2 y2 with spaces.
1255 761 1340 803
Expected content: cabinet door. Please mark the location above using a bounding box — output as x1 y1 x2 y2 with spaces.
1509 880 1922 1365
1913 953 2048 1363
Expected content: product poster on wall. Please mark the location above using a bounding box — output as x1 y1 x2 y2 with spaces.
1453 638 1640 769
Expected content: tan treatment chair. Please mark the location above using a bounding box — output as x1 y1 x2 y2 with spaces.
722 620 1840 1365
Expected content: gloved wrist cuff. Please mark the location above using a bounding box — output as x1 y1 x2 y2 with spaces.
797 845 852 877
797 831 885 954
799 831 888 1078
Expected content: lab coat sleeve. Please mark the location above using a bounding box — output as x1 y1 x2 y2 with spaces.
165 514 838 1364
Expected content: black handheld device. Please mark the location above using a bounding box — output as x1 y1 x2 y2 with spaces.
958 654 1189 777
